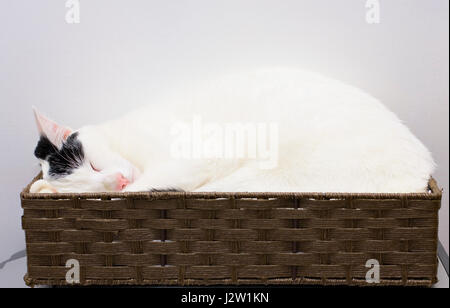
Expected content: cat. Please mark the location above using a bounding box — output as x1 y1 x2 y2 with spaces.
30 68 435 194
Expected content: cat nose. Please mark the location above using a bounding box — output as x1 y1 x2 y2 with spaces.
116 173 129 191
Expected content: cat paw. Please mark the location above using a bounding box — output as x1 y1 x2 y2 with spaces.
29 179 57 193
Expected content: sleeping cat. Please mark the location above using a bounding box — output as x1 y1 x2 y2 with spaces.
30 68 435 194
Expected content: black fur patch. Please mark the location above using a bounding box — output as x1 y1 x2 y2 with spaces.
149 188 184 192
34 133 85 178
34 135 55 160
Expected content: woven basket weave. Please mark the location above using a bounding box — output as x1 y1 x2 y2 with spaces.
21 173 442 287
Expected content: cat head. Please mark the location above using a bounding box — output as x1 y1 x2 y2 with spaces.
31 108 138 193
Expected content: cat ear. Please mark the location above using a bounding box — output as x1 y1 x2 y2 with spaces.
33 107 72 149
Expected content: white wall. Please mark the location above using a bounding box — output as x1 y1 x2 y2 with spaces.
0 0 448 260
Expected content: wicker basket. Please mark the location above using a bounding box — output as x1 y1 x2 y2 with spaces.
21 173 442 287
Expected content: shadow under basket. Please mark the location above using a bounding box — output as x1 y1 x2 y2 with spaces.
21 173 442 287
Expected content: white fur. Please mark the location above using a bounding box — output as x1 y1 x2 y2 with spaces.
35 68 435 193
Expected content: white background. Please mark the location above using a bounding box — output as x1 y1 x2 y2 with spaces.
0 0 448 286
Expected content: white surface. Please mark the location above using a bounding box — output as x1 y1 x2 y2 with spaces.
0 256 27 288
434 260 449 288
0 0 448 263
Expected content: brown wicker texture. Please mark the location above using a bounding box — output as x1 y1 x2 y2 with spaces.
21 174 442 287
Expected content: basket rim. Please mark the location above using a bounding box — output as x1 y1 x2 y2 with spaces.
20 173 443 200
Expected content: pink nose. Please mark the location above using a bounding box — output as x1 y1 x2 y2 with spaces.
116 173 129 191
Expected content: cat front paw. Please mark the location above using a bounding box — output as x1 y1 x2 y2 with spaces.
30 179 57 193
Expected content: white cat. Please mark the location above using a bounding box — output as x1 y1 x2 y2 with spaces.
30 68 435 194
